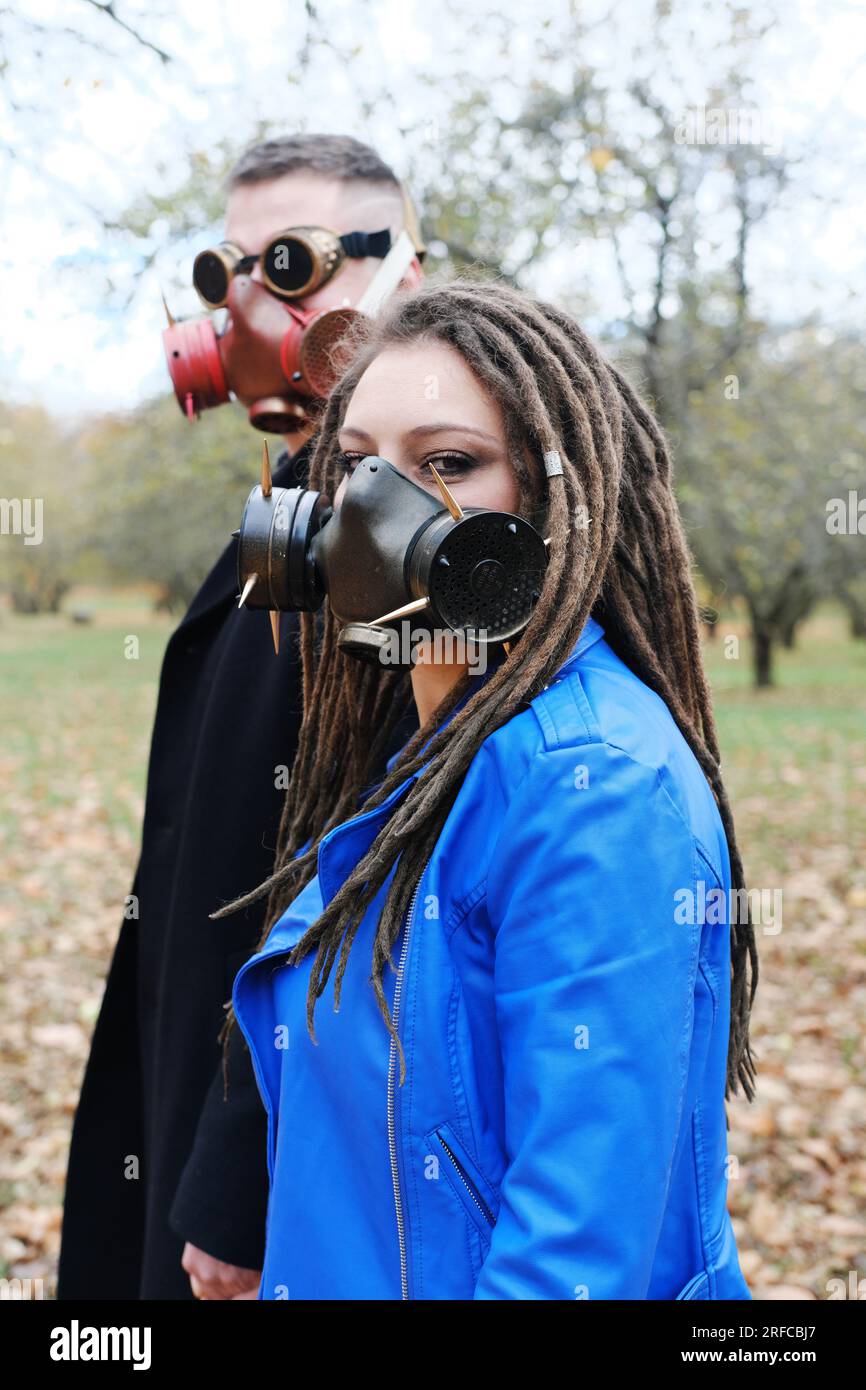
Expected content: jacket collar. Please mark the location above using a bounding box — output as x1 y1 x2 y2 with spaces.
316 613 606 908
379 613 604 778
315 652 498 906
554 612 605 675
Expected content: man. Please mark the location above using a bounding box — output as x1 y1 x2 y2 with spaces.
57 135 425 1301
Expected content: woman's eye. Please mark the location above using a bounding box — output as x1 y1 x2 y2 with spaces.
421 452 477 479
337 450 478 479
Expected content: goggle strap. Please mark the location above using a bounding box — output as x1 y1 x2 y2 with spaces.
338 228 392 260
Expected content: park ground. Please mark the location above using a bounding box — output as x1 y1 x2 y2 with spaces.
0 591 864 1299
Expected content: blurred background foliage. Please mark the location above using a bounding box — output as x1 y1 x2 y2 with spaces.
0 0 863 683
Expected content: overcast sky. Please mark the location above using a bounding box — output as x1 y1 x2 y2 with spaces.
1 0 863 420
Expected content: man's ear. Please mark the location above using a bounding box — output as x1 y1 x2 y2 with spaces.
398 256 424 291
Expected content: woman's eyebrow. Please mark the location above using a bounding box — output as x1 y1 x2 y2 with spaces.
339 423 501 445
405 423 500 445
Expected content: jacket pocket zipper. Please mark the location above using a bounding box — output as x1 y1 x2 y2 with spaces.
434 1129 496 1228
675 1269 710 1300
387 866 426 1301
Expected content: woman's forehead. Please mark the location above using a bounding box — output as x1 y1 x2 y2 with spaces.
343 341 506 439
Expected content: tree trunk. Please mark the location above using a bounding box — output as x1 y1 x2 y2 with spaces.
753 626 774 688
840 591 866 640
781 618 798 649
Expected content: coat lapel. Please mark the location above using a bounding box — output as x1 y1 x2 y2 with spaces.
315 648 509 909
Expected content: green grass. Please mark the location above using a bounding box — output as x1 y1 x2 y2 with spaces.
0 590 172 840
702 607 866 883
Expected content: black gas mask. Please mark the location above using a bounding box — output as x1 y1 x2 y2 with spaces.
237 446 551 666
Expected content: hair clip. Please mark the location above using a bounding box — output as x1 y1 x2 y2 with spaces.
543 450 564 477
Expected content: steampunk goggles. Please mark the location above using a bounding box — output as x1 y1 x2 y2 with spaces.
192 225 396 308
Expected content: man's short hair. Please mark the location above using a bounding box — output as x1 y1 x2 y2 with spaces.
226 133 425 259
227 133 401 191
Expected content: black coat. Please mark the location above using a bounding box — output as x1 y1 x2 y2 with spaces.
57 444 417 1300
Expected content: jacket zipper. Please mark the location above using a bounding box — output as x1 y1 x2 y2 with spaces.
387 867 426 1301
435 1131 496 1227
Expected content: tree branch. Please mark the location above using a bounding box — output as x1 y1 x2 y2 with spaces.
78 0 172 64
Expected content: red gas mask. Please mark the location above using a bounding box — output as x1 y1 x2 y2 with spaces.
162 219 424 435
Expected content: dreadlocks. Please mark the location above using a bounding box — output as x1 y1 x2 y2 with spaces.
213 276 759 1102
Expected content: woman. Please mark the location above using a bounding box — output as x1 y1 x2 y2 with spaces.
219 278 758 1301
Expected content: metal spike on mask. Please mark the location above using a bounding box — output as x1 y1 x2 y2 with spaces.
269 610 281 655
160 289 175 328
261 440 272 498
369 596 430 626
238 575 256 609
428 463 463 520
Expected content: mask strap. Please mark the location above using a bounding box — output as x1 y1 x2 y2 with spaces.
356 230 418 316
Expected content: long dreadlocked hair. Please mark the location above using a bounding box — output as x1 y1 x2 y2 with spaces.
214 276 759 1102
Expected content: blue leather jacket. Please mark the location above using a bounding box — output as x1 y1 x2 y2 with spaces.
233 615 752 1300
